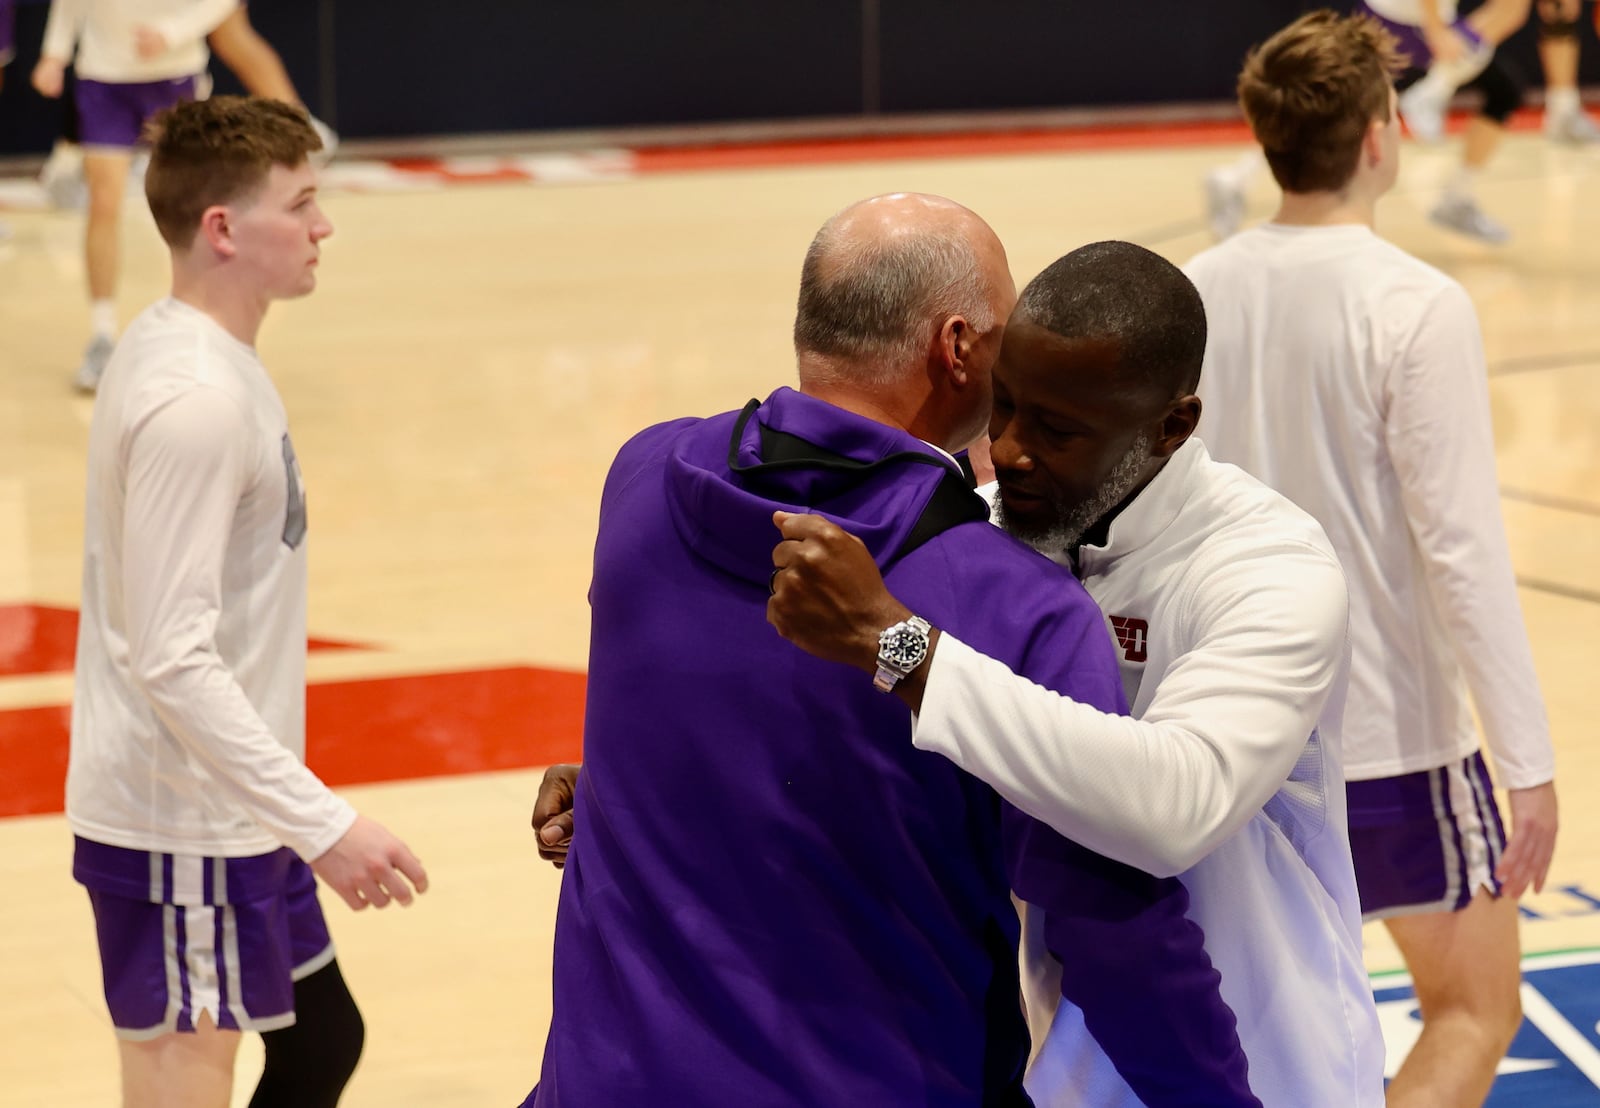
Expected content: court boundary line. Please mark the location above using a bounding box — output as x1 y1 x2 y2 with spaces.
1502 488 1600 518
1518 577 1600 606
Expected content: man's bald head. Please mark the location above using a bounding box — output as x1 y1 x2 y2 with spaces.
794 193 1010 385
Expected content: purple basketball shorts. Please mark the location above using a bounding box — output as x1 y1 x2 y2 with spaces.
1346 750 1506 921
74 836 333 1040
75 74 198 151
1360 4 1485 70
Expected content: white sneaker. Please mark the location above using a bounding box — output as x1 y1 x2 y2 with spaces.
1545 110 1600 145
309 116 340 165
74 335 115 394
1429 194 1510 245
39 151 87 211
1204 168 1246 240
127 151 151 196
1400 82 1450 144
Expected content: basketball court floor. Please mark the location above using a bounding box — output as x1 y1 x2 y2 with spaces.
2 113 1598 1104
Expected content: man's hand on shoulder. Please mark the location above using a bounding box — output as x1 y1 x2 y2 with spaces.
766 511 910 673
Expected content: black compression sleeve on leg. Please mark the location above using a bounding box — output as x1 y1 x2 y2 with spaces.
1538 0 1580 37
1465 59 1526 123
248 959 366 1108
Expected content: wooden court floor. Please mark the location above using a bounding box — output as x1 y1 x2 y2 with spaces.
2 124 1599 1104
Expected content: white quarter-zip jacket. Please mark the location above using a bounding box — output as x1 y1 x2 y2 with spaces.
915 439 1385 1107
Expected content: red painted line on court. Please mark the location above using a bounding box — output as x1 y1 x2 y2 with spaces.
0 666 586 818
0 606 80 678
387 158 539 183
357 107 1555 191
0 604 362 678
628 120 1260 172
624 108 1547 174
1 702 71 818
305 666 585 787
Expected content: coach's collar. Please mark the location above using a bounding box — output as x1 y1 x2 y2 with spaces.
1073 438 1207 579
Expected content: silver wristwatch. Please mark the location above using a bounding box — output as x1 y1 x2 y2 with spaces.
873 615 932 692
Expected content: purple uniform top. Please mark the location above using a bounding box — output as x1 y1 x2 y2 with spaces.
528 388 1257 1107
0 0 15 66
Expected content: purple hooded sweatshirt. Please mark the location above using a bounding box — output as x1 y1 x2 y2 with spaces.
528 388 1256 1107
0 0 15 66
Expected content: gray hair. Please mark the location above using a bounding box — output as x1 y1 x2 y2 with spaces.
793 220 996 385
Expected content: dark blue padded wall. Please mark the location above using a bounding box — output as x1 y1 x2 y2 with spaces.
2 0 1596 153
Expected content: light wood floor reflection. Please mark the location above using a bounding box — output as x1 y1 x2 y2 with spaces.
1 126 1598 1105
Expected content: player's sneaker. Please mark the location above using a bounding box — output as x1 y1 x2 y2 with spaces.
127 151 151 196
39 147 87 210
1429 195 1510 245
1399 82 1449 144
1204 168 1246 241
1545 110 1600 145
74 335 115 394
309 116 340 166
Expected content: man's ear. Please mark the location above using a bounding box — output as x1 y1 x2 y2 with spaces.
1152 395 1201 458
937 315 972 383
196 204 236 258
1366 116 1387 169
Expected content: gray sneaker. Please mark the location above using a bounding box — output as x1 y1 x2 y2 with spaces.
1400 81 1449 144
1545 110 1600 145
1429 195 1510 245
74 335 115 394
310 116 340 166
1204 169 1246 240
39 156 87 211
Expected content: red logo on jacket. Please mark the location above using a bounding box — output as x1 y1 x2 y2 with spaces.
1108 616 1149 663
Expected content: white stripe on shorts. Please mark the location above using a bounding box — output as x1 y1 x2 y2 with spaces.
1430 766 1463 912
222 907 252 1023
1445 757 1497 899
183 904 222 1025
1374 756 1500 921
1464 760 1507 858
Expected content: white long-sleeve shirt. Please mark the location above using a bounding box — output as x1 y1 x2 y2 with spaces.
41 0 234 83
915 439 1384 1107
69 297 355 862
1187 222 1553 790
1363 0 1458 25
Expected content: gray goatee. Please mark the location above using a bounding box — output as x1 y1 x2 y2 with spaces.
996 430 1153 557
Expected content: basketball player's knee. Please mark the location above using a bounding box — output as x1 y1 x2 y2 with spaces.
251 962 365 1108
86 179 124 217
1537 0 1580 34
296 963 365 1081
1478 69 1523 122
1539 11 1580 37
1483 981 1524 1051
1429 974 1523 1052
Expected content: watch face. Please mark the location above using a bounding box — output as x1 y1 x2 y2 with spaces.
881 625 928 670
